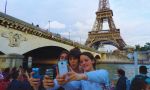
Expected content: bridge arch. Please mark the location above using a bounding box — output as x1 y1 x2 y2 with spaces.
89 39 119 50
23 46 68 59
95 55 101 60
23 46 69 68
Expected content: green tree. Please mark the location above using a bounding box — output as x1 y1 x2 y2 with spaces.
135 42 150 51
135 44 141 51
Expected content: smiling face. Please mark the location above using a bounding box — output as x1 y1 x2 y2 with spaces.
79 55 94 72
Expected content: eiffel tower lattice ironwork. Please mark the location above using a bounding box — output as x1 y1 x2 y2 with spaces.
85 0 126 50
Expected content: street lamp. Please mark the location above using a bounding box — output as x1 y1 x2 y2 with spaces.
69 32 70 40
133 51 138 75
4 0 8 14
80 36 81 44
48 20 51 32
126 46 138 75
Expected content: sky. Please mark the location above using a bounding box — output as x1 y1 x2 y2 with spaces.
0 0 150 50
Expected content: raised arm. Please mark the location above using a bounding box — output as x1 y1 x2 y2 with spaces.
86 70 109 85
85 69 110 89
67 69 110 88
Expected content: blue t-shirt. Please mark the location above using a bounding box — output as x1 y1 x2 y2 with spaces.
47 69 110 90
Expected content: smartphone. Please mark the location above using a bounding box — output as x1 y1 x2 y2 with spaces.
45 68 53 79
58 60 68 76
32 68 40 78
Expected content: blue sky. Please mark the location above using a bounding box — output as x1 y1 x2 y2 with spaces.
0 0 150 50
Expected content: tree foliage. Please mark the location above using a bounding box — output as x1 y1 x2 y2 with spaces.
135 42 150 51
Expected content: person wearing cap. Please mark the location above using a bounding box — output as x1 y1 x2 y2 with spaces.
130 65 149 90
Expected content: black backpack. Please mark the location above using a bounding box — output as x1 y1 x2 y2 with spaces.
130 75 148 90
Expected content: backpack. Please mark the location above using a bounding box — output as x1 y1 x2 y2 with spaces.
130 75 148 90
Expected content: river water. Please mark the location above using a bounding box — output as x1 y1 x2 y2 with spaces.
96 64 150 81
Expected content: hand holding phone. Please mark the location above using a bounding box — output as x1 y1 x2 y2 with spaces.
32 68 40 79
45 68 53 79
58 60 68 76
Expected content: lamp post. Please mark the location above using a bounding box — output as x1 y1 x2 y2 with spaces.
133 51 138 75
126 46 138 76
48 20 51 32
69 32 70 40
80 36 81 44
4 0 7 14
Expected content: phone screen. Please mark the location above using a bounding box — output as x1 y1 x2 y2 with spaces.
45 68 53 79
58 60 68 76
32 68 40 78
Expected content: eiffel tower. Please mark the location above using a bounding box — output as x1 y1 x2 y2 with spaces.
85 0 126 50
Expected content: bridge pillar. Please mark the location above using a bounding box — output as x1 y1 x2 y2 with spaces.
101 53 107 60
0 54 24 69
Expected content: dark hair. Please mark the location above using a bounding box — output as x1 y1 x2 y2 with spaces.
69 47 81 58
117 69 125 76
11 71 19 79
139 66 148 74
3 68 11 80
68 47 81 65
59 50 69 60
3 68 10 73
80 52 96 70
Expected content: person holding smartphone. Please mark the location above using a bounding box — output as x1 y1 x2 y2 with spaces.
28 50 69 90
57 52 110 90
43 47 82 90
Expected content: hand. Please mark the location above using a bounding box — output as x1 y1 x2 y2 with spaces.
67 72 87 81
28 72 41 90
43 75 54 89
56 74 68 85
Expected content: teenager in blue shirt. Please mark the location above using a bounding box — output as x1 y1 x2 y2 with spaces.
46 52 110 90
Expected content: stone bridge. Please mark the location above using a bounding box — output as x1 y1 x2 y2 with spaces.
0 12 106 69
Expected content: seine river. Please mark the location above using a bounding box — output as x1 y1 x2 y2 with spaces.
96 64 150 81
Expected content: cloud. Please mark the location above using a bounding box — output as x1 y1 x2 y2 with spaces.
68 21 92 44
44 21 66 29
109 0 150 47
59 21 93 44
4 0 150 49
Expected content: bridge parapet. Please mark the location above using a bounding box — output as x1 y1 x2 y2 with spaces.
97 60 150 64
0 12 103 54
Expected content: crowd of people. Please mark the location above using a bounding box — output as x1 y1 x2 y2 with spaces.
115 66 150 90
0 47 150 90
0 66 32 90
